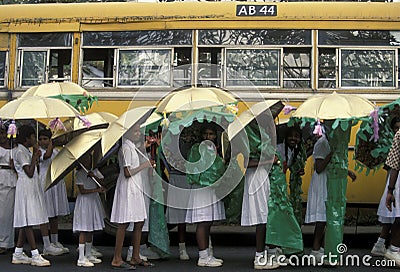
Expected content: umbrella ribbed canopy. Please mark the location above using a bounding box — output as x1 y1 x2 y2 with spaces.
156 87 237 113
228 100 283 140
52 111 117 140
21 82 92 97
45 128 105 190
292 92 375 120
101 106 154 156
0 96 79 119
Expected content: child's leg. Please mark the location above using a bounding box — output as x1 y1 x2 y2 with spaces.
132 221 144 262
255 224 266 253
312 221 326 251
111 223 129 266
15 228 26 249
196 221 211 251
78 232 86 261
39 223 50 248
49 216 58 242
25 226 37 250
178 223 186 244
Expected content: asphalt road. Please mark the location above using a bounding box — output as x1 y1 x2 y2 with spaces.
0 225 397 271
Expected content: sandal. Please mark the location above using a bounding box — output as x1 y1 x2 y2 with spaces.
130 258 155 267
112 261 136 270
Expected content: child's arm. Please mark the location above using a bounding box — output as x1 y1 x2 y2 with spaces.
123 161 152 178
315 152 332 174
347 169 357 182
42 140 53 160
77 184 105 195
23 144 41 178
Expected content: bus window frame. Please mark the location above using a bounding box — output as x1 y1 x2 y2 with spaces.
0 51 7 88
17 46 73 89
116 47 173 88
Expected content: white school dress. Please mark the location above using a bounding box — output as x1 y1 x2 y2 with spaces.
39 147 70 218
185 184 225 223
241 166 270 226
0 146 17 248
128 158 151 232
110 138 147 224
377 174 400 224
166 172 191 224
73 168 105 232
305 135 330 223
13 145 49 228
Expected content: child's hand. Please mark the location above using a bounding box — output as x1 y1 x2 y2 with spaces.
98 186 106 193
348 170 357 182
32 144 41 158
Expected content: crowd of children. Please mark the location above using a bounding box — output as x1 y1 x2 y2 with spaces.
1 113 399 270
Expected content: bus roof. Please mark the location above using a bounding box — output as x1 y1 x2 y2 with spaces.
1 2 400 32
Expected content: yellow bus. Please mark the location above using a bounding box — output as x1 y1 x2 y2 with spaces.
1 1 400 206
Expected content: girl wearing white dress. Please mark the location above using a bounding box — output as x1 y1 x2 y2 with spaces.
305 132 356 260
111 125 153 269
185 123 225 268
372 117 400 256
73 152 106 267
0 124 17 254
38 129 70 255
12 125 51 267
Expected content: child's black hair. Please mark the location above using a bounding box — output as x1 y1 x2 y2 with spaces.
39 128 52 139
17 125 35 144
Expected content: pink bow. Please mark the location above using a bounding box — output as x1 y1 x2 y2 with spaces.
313 119 324 137
76 115 91 128
283 104 297 115
48 118 67 132
369 108 379 142
7 120 17 139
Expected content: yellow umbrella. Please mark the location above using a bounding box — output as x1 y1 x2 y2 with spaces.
21 82 92 98
21 82 97 113
140 111 163 129
45 128 105 190
228 100 284 141
101 106 154 156
0 96 79 119
292 91 375 120
156 86 237 113
52 112 117 145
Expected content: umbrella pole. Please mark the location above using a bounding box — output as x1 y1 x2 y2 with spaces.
78 161 102 188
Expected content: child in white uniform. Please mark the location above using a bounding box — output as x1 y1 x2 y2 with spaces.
73 152 106 267
372 117 400 256
185 123 225 268
12 125 51 267
305 132 356 261
38 129 70 255
111 125 153 269
0 124 17 253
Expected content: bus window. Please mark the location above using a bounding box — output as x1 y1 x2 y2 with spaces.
19 50 47 87
226 48 280 87
117 49 171 87
318 48 336 89
82 48 114 88
198 48 222 87
49 49 71 83
283 48 311 89
0 51 6 87
17 33 72 88
340 49 395 88
173 47 191 87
